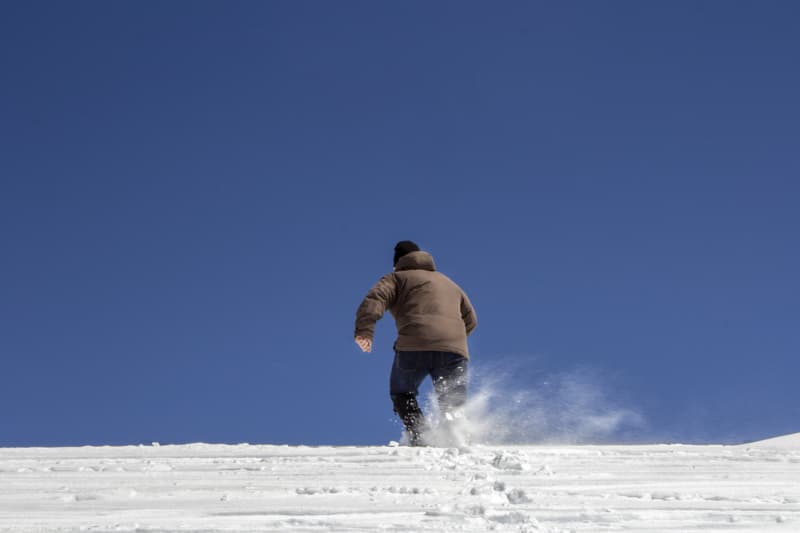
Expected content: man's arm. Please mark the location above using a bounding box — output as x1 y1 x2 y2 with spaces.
354 274 397 352
460 291 477 335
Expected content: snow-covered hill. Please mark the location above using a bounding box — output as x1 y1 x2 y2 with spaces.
744 432 800 450
1 437 799 532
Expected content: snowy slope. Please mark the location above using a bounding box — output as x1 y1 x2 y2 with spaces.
744 432 800 450
1 440 799 532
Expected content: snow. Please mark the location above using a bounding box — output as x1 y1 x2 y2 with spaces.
744 432 800 450
2 438 799 532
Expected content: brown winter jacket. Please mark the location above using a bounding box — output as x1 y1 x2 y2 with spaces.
354 251 477 358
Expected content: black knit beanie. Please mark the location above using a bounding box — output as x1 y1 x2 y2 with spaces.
393 240 420 266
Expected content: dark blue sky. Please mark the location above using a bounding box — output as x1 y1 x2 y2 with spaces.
2 1 798 446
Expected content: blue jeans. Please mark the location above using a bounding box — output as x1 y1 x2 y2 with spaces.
390 351 468 414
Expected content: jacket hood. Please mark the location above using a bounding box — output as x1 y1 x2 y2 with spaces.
395 251 436 272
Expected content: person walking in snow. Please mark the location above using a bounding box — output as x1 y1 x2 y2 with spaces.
354 241 477 446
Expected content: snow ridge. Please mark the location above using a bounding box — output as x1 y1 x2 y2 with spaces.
744 432 800 450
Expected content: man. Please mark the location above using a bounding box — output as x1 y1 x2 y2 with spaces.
354 241 477 446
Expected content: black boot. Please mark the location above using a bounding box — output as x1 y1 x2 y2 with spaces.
392 393 427 446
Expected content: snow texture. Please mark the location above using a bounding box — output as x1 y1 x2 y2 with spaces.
1 434 799 532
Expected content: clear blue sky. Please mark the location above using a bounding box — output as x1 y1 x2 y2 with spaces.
1 1 798 447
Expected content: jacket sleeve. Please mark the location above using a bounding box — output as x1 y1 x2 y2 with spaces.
460 291 477 335
354 274 398 340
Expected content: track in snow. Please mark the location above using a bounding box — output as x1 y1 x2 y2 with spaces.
1 437 799 532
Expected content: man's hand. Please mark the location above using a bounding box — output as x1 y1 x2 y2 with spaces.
355 336 373 353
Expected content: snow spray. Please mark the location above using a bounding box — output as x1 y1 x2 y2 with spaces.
416 356 645 446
